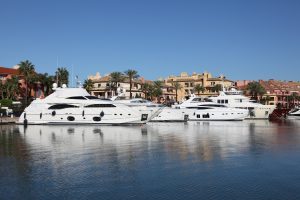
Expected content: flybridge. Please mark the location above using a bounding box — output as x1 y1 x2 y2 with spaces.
223 88 244 95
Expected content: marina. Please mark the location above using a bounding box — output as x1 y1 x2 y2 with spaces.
1 1 300 199
1 120 300 199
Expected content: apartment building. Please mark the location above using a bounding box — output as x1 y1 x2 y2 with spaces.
88 72 145 98
165 72 235 101
236 79 300 107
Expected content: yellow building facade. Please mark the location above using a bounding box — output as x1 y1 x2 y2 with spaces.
165 72 234 102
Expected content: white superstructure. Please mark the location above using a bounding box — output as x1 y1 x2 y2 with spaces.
209 88 275 119
18 85 150 125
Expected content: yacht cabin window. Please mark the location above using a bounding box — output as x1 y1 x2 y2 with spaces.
66 96 86 100
85 96 101 100
84 104 116 108
48 104 79 110
192 98 202 102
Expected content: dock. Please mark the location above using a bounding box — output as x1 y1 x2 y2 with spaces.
0 117 18 125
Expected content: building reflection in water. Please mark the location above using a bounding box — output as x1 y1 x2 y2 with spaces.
1 121 299 163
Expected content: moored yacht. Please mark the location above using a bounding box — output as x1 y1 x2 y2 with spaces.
152 95 248 121
209 88 275 119
18 84 150 125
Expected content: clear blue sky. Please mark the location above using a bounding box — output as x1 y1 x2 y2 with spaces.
1 0 299 82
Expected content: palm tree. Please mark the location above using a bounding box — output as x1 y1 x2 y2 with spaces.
142 82 152 100
194 84 205 95
124 69 139 99
55 67 69 87
290 92 298 107
5 76 20 100
173 82 182 102
83 79 94 93
0 81 5 99
109 72 125 95
18 60 35 106
212 84 222 93
247 82 266 101
153 81 163 102
38 73 54 96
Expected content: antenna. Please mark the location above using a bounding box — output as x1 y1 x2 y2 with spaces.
56 56 59 85
71 65 74 88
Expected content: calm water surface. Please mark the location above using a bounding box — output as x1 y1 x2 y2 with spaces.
1 120 300 200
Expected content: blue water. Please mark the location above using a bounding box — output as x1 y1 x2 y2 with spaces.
1 120 300 200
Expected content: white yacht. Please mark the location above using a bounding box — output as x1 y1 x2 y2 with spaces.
18 85 150 125
209 88 275 119
152 95 248 121
111 96 164 121
287 107 300 120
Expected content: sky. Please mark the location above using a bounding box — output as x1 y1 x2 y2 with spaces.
0 0 299 83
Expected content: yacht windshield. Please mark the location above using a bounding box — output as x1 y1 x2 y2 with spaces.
66 96 87 100
85 96 99 99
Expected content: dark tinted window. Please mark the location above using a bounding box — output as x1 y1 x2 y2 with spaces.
66 96 86 100
85 96 100 100
48 104 79 110
84 104 116 108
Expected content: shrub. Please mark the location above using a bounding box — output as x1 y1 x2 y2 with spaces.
0 99 13 107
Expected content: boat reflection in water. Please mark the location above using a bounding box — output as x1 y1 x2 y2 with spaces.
1 121 300 200
14 120 300 162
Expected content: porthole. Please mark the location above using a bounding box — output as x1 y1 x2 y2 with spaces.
52 111 56 116
67 116 75 121
93 117 101 122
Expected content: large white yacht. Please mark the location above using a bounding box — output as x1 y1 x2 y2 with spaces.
18 84 150 125
209 88 275 119
152 95 248 121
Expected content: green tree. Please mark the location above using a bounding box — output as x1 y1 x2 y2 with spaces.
173 82 182 102
124 69 139 99
37 73 54 96
153 81 163 102
212 84 222 93
5 76 20 100
142 82 152 100
290 92 298 107
194 84 205 95
109 72 125 95
55 67 69 87
18 60 35 106
0 81 5 99
247 82 266 101
83 79 94 93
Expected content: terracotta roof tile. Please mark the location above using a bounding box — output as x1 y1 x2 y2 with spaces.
0 66 20 76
